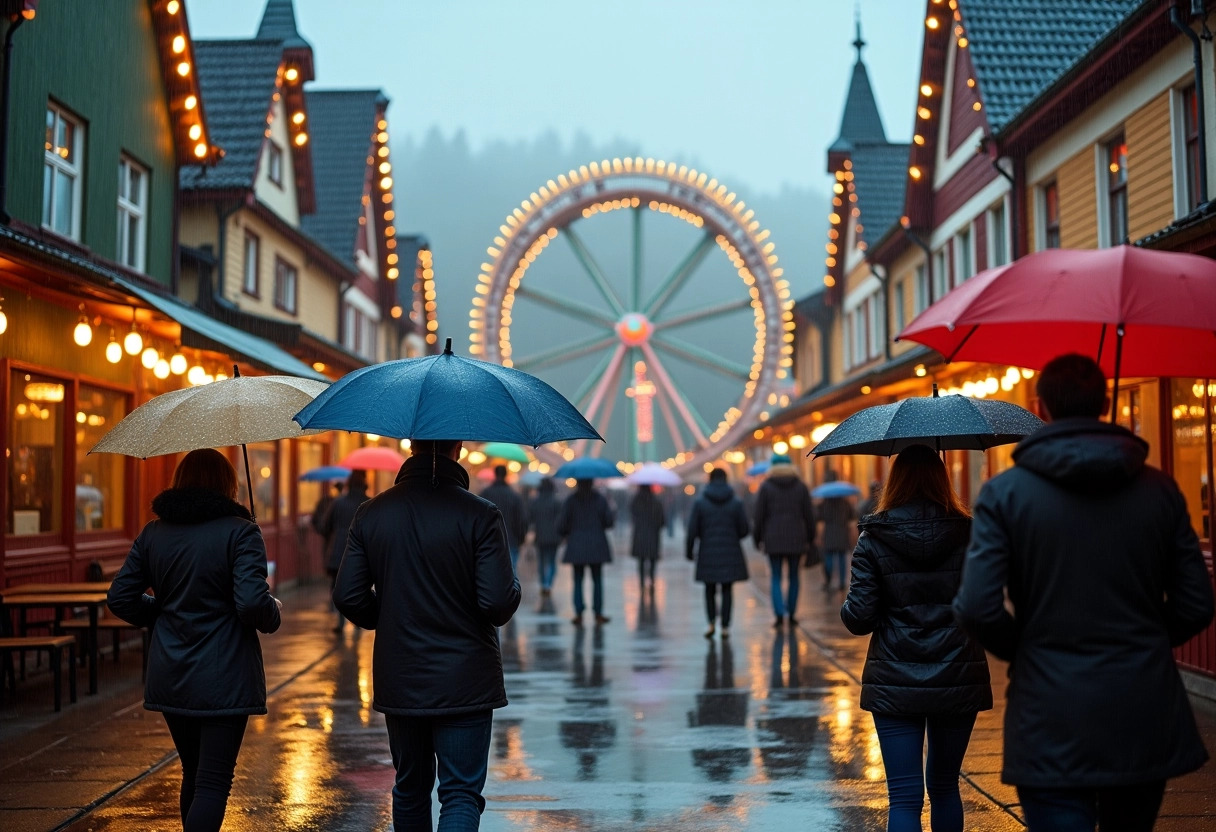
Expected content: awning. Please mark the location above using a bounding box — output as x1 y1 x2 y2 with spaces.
113 276 329 381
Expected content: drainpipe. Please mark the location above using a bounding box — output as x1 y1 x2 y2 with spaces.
989 156 1018 259
1173 3 1209 204
900 218 935 305
0 13 28 224
205 200 243 307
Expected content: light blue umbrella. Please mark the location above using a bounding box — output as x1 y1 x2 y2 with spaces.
812 481 863 499
299 465 351 482
294 339 602 445
554 457 623 480
745 460 770 476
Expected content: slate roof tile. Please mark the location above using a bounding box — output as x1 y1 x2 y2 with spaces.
850 142 910 246
830 60 888 152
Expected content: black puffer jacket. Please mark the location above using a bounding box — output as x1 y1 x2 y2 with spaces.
955 419 1213 786
481 480 528 547
753 472 815 556
108 488 281 716
334 454 521 715
319 483 368 573
686 482 750 584
630 489 666 561
528 491 563 548
841 498 991 715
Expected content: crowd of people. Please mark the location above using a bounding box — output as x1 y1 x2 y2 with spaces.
103 354 1213 832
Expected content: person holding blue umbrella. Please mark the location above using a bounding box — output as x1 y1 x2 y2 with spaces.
559 479 615 627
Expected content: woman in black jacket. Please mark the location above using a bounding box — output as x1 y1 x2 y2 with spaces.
630 484 666 593
840 444 991 832
528 477 563 596
108 449 281 832
686 469 749 639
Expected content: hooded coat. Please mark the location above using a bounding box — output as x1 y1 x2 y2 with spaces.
334 454 520 715
955 419 1213 787
630 488 666 561
753 466 816 556
686 481 750 584
840 498 991 715
108 488 281 716
319 481 369 573
559 485 615 565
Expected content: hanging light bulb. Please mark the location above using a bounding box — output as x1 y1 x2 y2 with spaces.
105 328 122 363
169 353 187 375
0 296 6 335
141 346 159 369
153 359 170 379
73 305 92 346
124 310 143 354
187 365 205 385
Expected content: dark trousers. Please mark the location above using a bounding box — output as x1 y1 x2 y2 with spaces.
537 545 558 590
163 713 248 832
823 550 848 589
1017 780 1166 832
571 564 604 615
872 712 977 832
704 582 734 626
637 558 656 586
385 710 494 832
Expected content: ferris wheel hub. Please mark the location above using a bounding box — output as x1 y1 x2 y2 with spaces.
615 312 653 347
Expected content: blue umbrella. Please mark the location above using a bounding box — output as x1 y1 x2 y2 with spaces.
745 460 770 476
812 481 863 499
553 457 623 480
294 339 603 445
809 386 1042 457
299 465 351 482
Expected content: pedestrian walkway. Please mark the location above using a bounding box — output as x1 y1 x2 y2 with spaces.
1 532 1214 831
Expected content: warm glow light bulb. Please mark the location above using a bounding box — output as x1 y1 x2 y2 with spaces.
187 365 205 385
0 309 6 334
153 359 170 379
124 328 143 355
141 346 159 369
106 340 122 363
73 319 93 346
170 353 187 375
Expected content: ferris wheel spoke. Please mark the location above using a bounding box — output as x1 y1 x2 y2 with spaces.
575 344 627 457
571 349 617 408
625 347 640 463
652 334 751 382
563 226 627 317
643 233 716 319
639 342 710 446
591 365 624 460
631 208 643 311
515 284 618 330
513 333 619 373
654 297 753 332
652 373 686 454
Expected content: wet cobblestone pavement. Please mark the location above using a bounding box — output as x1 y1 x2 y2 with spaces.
2 532 1214 831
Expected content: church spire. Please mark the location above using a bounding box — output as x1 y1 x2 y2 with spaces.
853 6 865 62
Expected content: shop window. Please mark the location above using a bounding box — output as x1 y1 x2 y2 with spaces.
297 438 325 524
1104 133 1128 246
1041 180 1060 249
278 438 291 520
43 103 84 240
1171 378 1214 544
235 442 277 524
116 155 148 272
8 371 65 535
74 385 127 531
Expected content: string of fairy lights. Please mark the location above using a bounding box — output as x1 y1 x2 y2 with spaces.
156 0 216 163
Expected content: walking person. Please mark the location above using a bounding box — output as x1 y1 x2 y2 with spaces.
841 444 991 832
819 472 857 592
528 477 563 596
317 469 370 633
630 484 666 594
686 468 749 639
108 449 281 832
559 478 615 627
481 464 528 574
858 480 881 518
954 354 1213 832
333 439 521 831
753 453 816 627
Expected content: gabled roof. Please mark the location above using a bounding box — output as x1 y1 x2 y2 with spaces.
300 89 385 266
963 0 1145 132
850 142 910 246
179 39 284 190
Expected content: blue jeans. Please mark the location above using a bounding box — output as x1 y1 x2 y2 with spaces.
572 564 603 616
163 713 248 832
1017 780 1165 832
872 712 977 832
384 710 494 832
768 553 800 618
823 550 847 589
537 545 558 590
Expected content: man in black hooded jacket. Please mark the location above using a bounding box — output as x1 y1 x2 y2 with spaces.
954 354 1213 831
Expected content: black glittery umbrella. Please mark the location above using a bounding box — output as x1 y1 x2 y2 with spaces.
809 385 1043 457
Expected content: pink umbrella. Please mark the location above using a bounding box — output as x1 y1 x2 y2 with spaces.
339 446 407 472
476 467 515 483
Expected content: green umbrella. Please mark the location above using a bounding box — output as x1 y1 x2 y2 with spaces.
480 442 530 463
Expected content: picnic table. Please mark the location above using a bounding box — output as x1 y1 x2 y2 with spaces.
0 592 109 694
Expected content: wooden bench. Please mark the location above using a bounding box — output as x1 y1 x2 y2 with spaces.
0 635 77 711
57 618 149 679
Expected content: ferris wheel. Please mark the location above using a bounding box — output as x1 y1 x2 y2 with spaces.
469 157 795 475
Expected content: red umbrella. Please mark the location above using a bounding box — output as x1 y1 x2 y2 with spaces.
338 446 407 472
898 245 1216 416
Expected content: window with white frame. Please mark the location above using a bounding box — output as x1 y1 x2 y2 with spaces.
955 226 974 284
932 248 949 300
242 233 260 296
273 257 297 314
914 263 929 313
988 199 1009 267
343 304 379 360
894 281 906 333
266 141 283 187
116 155 147 271
43 103 84 240
845 289 884 369
1103 133 1128 246
867 291 883 358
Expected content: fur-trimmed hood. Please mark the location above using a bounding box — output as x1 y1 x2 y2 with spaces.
152 488 254 525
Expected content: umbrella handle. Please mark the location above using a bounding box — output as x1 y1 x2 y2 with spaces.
231 365 257 521
1108 325 1124 424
